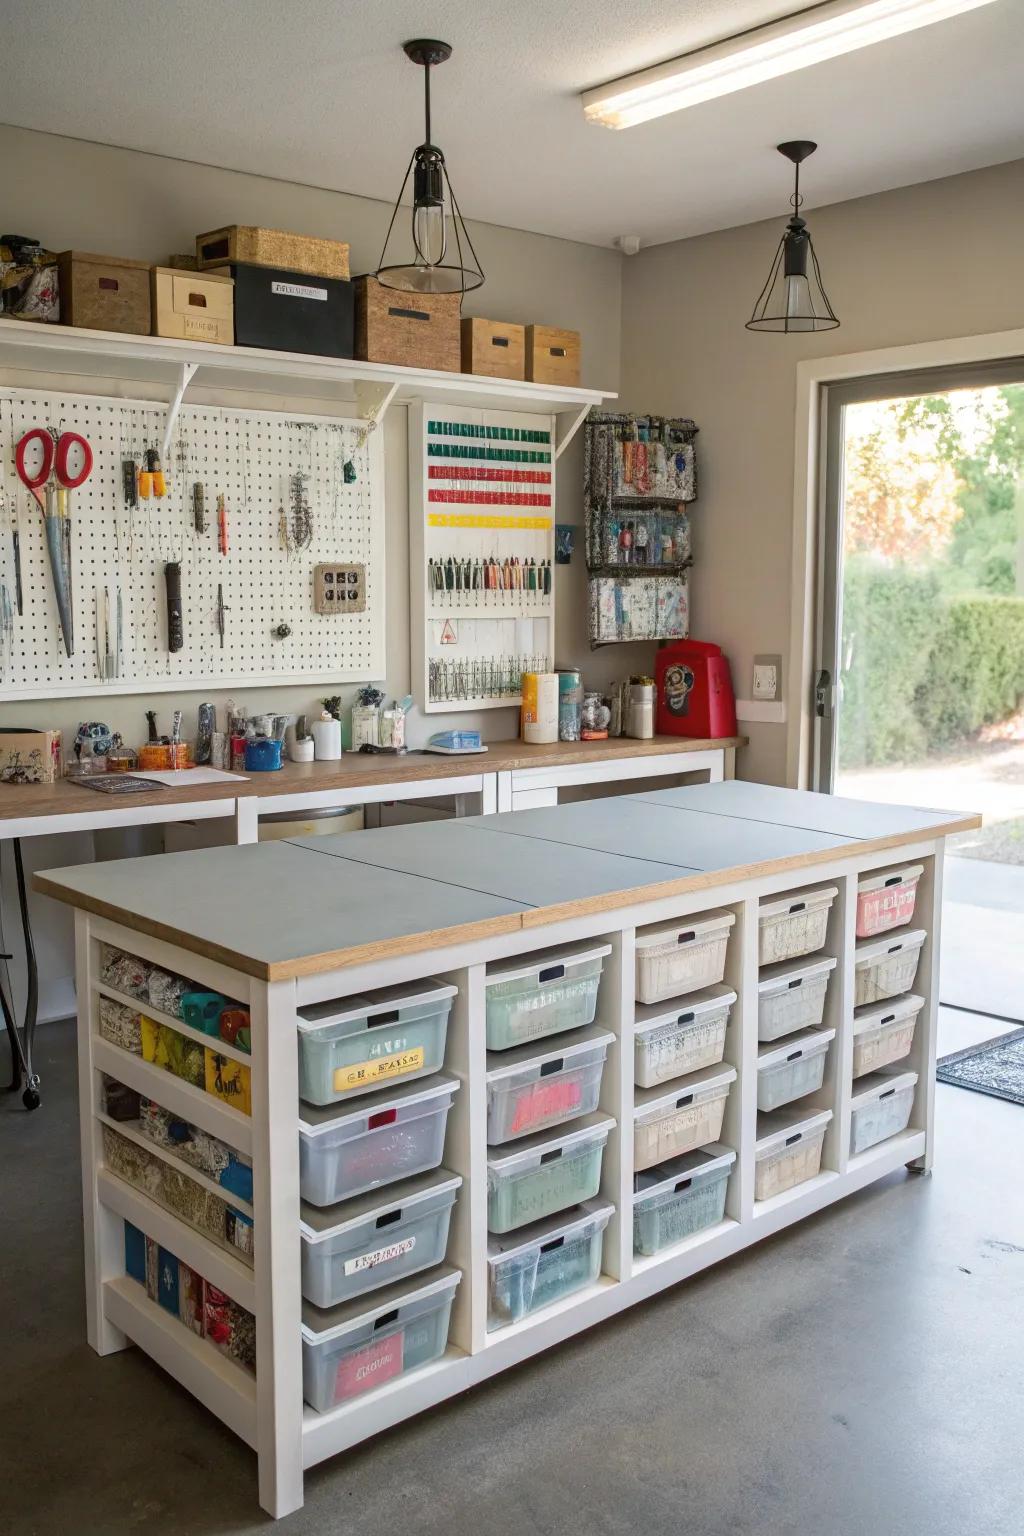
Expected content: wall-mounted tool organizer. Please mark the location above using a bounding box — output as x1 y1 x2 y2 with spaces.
0 388 384 698
409 402 556 712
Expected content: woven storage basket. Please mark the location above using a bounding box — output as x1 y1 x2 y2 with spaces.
195 225 350 280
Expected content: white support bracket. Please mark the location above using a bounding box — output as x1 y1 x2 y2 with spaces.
161 361 198 462
554 402 591 460
355 379 400 429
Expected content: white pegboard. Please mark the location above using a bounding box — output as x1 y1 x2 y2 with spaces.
0 388 384 699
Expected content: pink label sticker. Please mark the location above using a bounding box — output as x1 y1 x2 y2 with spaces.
511 1078 582 1134
334 1330 404 1402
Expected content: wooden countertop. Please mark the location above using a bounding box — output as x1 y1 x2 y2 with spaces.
35 781 979 981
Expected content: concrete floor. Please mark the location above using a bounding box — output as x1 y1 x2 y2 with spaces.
2 1016 1022 1536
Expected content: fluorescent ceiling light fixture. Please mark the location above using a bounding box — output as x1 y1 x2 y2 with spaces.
581 0 1000 127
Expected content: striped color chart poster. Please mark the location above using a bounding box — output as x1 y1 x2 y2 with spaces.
426 418 554 528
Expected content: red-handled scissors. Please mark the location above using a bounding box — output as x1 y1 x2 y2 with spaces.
15 427 93 509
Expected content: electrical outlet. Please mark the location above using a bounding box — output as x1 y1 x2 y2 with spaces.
752 653 781 701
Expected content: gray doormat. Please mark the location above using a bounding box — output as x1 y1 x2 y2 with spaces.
937 1030 1024 1105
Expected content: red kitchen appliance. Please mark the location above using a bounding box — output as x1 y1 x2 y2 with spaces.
656 640 737 739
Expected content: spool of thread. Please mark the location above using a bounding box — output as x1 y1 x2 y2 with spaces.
521 672 559 744
312 714 342 761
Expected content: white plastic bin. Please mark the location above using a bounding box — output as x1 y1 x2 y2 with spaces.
849 1070 918 1156
486 1030 614 1145
299 1076 459 1207
485 942 612 1050
486 1200 612 1329
856 864 923 938
633 1064 737 1173
632 1144 736 1256
756 1026 836 1112
296 980 456 1106
300 1171 462 1307
301 1268 460 1412
635 909 735 1005
487 1114 614 1234
754 1108 833 1201
852 993 923 1078
854 930 925 1007
758 886 838 966
757 956 837 1042
634 985 736 1088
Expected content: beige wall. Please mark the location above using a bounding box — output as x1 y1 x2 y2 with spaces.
620 157 1024 785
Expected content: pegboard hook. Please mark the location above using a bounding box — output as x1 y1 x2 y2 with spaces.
162 362 198 463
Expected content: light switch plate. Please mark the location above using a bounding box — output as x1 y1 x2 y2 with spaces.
752 653 781 701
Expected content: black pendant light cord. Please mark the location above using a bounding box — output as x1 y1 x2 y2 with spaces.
423 56 432 145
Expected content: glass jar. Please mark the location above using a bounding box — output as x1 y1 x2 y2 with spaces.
351 703 380 750
581 691 611 740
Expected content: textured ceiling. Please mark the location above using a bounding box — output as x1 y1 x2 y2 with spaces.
1 0 1022 247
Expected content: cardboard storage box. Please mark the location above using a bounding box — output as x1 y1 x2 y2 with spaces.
57 251 151 335
355 277 461 371
461 317 526 380
196 225 349 280
0 728 62 784
526 324 581 386
207 262 354 357
151 267 234 345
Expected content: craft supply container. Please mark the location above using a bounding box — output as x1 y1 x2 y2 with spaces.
101 1125 252 1260
557 670 583 742
486 1200 612 1329
525 324 581 387
756 1027 835 1112
852 993 924 1078
151 267 234 345
296 981 456 1106
486 1114 614 1234
355 276 461 371
854 929 925 1007
100 943 151 998
298 1076 459 1207
849 1070 919 1156
301 1269 460 1413
300 1171 462 1308
460 317 526 380
633 1064 736 1172
485 1030 614 1145
195 224 351 280
484 942 612 1051
633 984 736 1088
207 261 354 357
757 955 837 1042
632 1144 736 1256
99 995 143 1054
758 886 838 966
635 909 735 1005
856 863 924 938
57 251 151 334
754 1108 833 1201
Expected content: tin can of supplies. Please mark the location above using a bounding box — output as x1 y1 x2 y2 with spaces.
521 672 559 744
558 669 583 742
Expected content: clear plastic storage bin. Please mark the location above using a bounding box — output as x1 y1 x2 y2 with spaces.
301 1268 460 1413
486 1030 614 1145
296 981 456 1106
632 1144 736 1256
854 930 925 1007
300 1171 462 1308
485 942 612 1050
299 1076 459 1207
853 993 923 1078
756 1026 835 1112
758 886 838 966
634 985 736 1088
487 1114 614 1234
486 1200 612 1329
856 864 923 938
755 1107 832 1201
757 955 837 1042
633 1064 737 1172
849 1070 918 1155
635 909 735 1005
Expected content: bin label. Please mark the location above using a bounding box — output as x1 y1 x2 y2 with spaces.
335 1330 404 1400
344 1236 416 1276
333 1047 425 1093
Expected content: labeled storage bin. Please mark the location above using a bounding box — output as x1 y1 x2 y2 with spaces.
634 1064 736 1173
486 1114 614 1234
856 864 923 938
300 1171 461 1308
151 267 234 345
297 981 456 1106
485 942 611 1051
754 1108 832 1201
634 985 735 1088
849 1070 918 1155
485 1030 614 1145
632 1144 736 1256
853 993 923 1078
635 909 735 1005
756 1026 835 1112
208 262 355 357
757 955 837 1042
301 1268 459 1413
759 886 838 966
854 930 925 1007
299 1076 459 1207
486 1200 612 1328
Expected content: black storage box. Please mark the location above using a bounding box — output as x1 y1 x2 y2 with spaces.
210 261 354 357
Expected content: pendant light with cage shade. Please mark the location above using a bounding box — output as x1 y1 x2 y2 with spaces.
747 141 838 333
374 39 485 295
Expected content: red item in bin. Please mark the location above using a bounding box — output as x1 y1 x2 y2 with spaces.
655 640 737 739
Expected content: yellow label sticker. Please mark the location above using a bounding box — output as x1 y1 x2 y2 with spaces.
333 1047 425 1094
